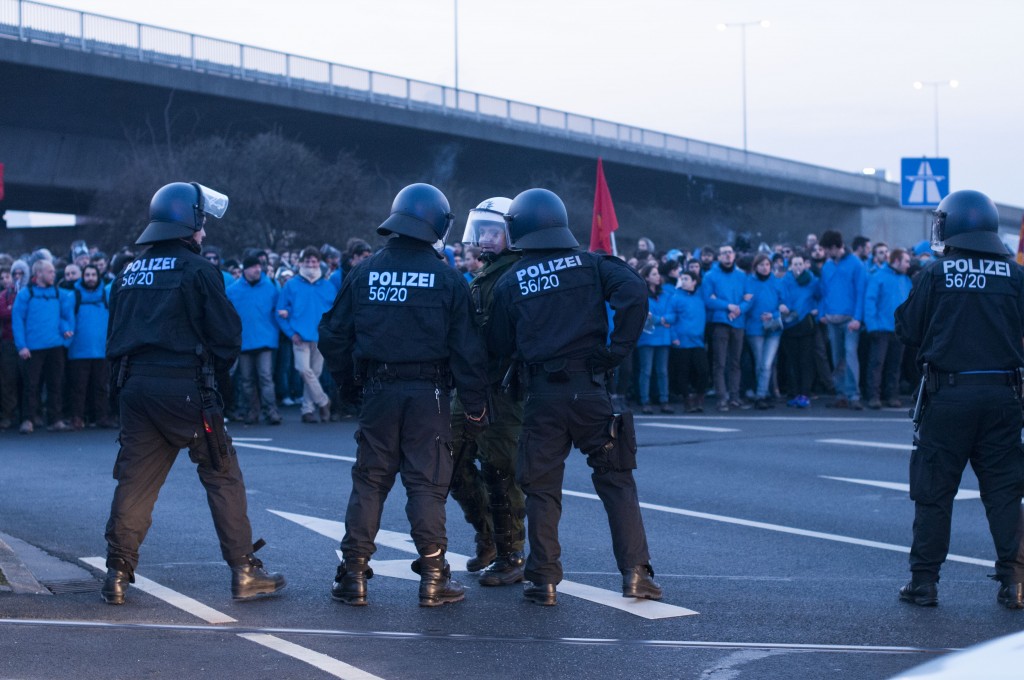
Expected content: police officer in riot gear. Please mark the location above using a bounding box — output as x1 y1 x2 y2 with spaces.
449 197 528 585
102 181 285 605
896 189 1024 609
488 188 662 606
320 183 489 607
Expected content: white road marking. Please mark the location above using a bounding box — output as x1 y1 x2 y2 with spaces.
233 437 273 441
79 557 236 624
233 442 356 462
560 491 995 568
641 423 739 433
237 633 385 680
79 557 381 679
817 438 913 451
820 475 981 500
641 416 908 423
336 551 469 575
271 510 696 619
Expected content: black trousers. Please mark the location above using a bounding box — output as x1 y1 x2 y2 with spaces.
23 346 65 423
780 330 815 396
0 338 20 422
105 375 254 572
910 384 1024 585
866 331 903 402
68 358 110 422
673 346 709 395
518 371 651 584
342 378 452 559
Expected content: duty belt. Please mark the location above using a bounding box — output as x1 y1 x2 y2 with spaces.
929 369 1020 388
128 364 201 380
364 360 448 382
527 359 591 376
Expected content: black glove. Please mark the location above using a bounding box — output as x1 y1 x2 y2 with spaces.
464 408 489 436
588 346 622 372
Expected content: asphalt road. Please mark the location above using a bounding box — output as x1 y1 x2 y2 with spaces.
1 402 1021 679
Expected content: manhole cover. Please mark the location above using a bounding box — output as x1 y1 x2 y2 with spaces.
43 579 103 594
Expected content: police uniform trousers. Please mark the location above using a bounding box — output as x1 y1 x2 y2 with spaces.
342 378 452 559
518 371 651 585
910 383 1024 585
105 375 254 572
449 389 526 551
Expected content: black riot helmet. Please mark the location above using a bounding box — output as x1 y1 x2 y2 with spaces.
504 188 579 250
136 182 230 245
931 190 1008 256
377 183 455 243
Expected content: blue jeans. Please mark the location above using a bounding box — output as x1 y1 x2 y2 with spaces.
746 333 781 399
826 321 861 401
637 345 670 405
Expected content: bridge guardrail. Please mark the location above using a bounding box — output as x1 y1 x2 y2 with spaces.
0 0 893 200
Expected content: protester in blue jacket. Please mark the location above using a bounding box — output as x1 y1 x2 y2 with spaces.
636 263 676 414
276 246 336 422
669 270 709 412
229 256 282 425
11 259 74 433
744 254 788 409
702 245 753 411
779 253 821 408
67 265 114 429
818 230 868 409
864 248 913 409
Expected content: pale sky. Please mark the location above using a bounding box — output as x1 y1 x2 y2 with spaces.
46 0 1024 207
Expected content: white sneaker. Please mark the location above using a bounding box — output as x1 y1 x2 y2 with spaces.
281 397 295 407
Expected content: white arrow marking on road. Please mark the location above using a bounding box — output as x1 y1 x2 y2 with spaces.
270 510 696 619
79 557 382 679
641 423 739 433
817 438 913 451
234 442 356 462
820 476 981 500
560 491 995 568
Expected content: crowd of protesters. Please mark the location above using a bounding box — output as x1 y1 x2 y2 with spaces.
0 227 928 433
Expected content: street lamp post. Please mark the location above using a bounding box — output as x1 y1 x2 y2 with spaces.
717 19 770 152
913 79 958 156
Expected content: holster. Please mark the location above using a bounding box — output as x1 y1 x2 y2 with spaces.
196 386 231 472
587 411 638 472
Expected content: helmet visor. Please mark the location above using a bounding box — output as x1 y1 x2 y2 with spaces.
461 214 509 249
930 209 946 254
194 184 229 219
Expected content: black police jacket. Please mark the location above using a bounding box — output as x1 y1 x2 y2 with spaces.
106 240 242 371
487 249 648 364
895 250 1024 372
318 236 488 413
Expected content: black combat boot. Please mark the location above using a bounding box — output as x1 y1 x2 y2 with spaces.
102 568 132 605
898 580 938 606
331 558 373 606
231 554 286 600
523 581 557 606
466 533 496 573
622 564 663 600
998 582 1024 610
480 551 525 587
412 555 464 607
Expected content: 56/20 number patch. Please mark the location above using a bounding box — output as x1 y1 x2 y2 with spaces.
519 274 559 295
369 286 408 302
944 273 986 289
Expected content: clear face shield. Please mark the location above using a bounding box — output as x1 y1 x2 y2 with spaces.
462 215 509 254
190 183 230 223
930 209 947 255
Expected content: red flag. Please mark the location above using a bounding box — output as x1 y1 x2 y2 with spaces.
590 157 619 254
1017 213 1024 266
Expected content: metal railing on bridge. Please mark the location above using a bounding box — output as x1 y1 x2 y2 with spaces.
0 0 889 198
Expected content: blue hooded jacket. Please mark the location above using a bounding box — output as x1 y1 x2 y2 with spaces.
820 252 867 321
68 281 109 360
780 270 821 325
636 288 676 347
276 272 336 342
702 263 752 328
228 274 280 351
864 266 912 333
744 274 785 337
12 284 74 351
669 288 706 348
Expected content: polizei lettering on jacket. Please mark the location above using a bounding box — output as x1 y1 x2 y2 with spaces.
120 257 179 287
367 270 435 303
941 258 1011 291
515 255 583 296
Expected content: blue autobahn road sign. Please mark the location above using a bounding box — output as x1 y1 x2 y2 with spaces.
901 157 949 208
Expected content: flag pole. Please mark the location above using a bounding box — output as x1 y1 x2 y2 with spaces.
609 232 618 257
